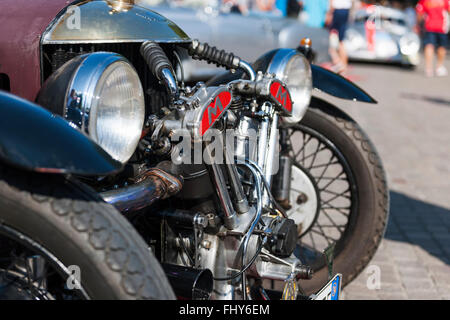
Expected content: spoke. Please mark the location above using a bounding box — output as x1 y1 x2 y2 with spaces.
318 170 346 190
307 160 340 170
309 228 334 245
294 145 327 165
305 141 324 169
295 135 314 164
307 230 317 250
322 204 351 210
322 206 351 217
314 154 338 180
316 224 347 230
321 192 350 206
312 221 334 245
320 188 351 198
320 210 346 235
315 176 348 182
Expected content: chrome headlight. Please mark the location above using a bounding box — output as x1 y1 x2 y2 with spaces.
399 33 420 56
39 52 145 163
266 49 312 123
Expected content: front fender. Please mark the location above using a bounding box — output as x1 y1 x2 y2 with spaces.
0 91 121 175
311 64 377 103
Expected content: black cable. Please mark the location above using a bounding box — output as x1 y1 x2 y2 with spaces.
172 50 185 88
236 162 287 218
213 236 265 281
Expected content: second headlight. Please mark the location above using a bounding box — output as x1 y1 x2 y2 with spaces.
266 49 312 123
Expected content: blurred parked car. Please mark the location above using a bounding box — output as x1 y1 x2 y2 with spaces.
139 0 330 81
343 6 420 67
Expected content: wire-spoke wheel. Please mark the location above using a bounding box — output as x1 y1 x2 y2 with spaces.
281 97 389 295
0 225 88 300
287 124 357 272
0 164 175 300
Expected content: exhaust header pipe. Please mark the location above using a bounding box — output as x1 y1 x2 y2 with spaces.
162 264 213 300
100 168 182 213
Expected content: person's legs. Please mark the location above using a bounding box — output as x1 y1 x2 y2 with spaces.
422 32 436 76
329 9 349 73
436 46 446 67
424 44 435 76
338 41 348 69
329 30 341 66
435 33 448 76
337 9 350 72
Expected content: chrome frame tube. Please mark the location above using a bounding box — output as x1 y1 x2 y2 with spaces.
160 67 180 100
235 160 263 300
257 118 269 173
224 145 249 214
204 147 236 230
262 113 279 206
238 60 257 81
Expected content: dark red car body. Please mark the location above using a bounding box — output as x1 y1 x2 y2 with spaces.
0 0 68 102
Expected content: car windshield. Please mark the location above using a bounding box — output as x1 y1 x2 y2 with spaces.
353 6 408 26
355 15 407 26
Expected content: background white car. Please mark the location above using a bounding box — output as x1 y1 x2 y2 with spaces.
343 6 420 67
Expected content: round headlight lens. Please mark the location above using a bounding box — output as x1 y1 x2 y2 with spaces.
62 53 146 164
268 49 312 123
88 61 145 163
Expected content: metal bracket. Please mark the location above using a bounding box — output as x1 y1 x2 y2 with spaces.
323 243 336 280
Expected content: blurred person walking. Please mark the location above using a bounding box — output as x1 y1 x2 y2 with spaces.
404 1 417 28
299 0 330 28
416 0 450 77
325 0 354 73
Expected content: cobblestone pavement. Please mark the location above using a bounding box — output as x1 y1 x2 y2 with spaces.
316 55 450 300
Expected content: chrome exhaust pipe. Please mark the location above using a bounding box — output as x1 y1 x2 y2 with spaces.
162 264 213 300
100 168 182 213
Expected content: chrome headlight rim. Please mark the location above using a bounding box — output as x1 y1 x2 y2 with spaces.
65 52 126 133
266 49 312 123
64 52 145 163
399 33 420 56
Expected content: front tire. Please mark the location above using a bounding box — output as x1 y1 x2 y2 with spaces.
284 97 389 295
0 164 175 300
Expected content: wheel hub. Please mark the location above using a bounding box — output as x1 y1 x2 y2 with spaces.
286 165 320 237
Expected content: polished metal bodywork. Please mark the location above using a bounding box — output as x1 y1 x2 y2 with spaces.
42 0 190 44
344 6 420 66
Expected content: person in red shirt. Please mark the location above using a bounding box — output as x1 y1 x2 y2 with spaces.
416 0 450 77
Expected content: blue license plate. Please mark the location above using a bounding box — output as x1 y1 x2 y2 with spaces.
312 273 342 300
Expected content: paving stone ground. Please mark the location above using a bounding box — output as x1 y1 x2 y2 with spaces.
316 54 450 300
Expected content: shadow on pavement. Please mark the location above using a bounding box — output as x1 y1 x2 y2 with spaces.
349 60 416 70
400 93 450 107
385 190 450 265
